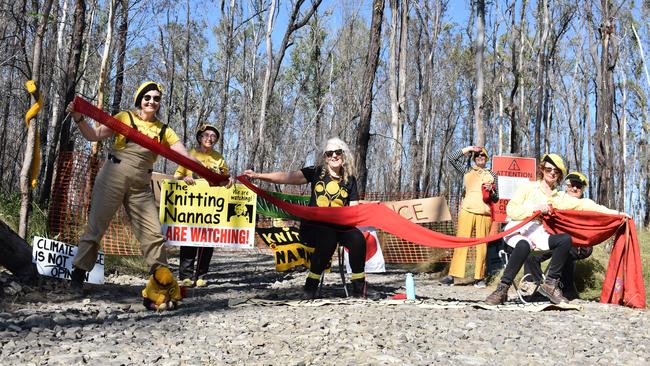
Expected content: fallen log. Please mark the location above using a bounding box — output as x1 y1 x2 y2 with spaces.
0 218 39 283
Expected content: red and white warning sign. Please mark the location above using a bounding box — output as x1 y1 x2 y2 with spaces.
491 156 537 222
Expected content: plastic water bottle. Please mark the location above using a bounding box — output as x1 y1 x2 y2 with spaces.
405 273 416 300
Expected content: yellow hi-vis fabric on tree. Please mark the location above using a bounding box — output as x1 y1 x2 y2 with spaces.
25 80 43 189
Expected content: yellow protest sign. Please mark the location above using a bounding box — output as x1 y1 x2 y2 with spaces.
159 180 257 248
256 226 315 271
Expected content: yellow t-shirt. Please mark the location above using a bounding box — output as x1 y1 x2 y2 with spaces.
506 180 619 220
461 167 495 215
112 111 180 151
173 148 229 178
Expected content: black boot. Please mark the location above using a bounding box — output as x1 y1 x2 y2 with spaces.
351 278 367 298
70 267 86 295
302 276 320 300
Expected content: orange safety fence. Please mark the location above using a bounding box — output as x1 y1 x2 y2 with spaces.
48 151 140 255
48 151 474 264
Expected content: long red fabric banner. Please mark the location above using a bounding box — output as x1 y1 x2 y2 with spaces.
74 97 645 308
543 209 645 308
73 97 229 186
237 176 537 248
238 178 646 308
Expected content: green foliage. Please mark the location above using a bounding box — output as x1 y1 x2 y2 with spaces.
0 191 48 240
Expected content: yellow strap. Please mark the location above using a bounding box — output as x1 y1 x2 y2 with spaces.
307 271 322 280
25 80 43 189
351 272 366 280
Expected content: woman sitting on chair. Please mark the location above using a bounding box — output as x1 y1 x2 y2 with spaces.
486 154 625 305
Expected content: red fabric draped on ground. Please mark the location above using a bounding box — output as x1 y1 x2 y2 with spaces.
236 176 537 248
73 97 228 186
543 209 645 309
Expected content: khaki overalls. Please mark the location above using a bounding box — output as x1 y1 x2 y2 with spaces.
73 118 169 273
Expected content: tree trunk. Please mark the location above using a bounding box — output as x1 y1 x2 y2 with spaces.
38 0 69 205
90 0 116 158
253 0 322 170
532 0 549 159
590 0 618 209
388 0 399 190
110 0 129 116
474 0 486 147
181 0 191 145
218 0 236 153
0 219 40 284
508 0 526 155
19 0 55 239
355 0 385 193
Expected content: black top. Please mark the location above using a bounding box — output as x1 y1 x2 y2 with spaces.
300 165 359 207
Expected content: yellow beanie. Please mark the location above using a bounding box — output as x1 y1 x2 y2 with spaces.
134 81 163 107
565 171 588 187
154 267 174 286
541 153 567 176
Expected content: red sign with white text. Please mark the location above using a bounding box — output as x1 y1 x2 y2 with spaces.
492 156 537 222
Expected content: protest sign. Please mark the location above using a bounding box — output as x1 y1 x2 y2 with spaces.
32 236 104 284
382 197 452 223
492 156 537 222
257 226 386 272
343 227 386 273
159 180 257 248
256 226 315 271
151 172 174 206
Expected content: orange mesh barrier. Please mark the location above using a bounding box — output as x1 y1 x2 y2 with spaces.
48 151 139 255
48 154 471 264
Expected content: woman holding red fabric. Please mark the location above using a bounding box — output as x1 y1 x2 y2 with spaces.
243 138 368 299
521 172 622 299
486 154 623 305
174 123 235 287
65 81 199 296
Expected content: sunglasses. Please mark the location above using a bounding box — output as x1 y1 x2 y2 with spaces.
565 183 583 190
142 94 161 102
476 153 487 158
201 133 218 140
324 149 343 157
543 166 561 175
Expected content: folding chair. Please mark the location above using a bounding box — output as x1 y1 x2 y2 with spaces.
498 244 552 304
317 245 349 297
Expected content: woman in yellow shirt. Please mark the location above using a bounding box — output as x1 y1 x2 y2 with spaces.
486 154 623 305
65 81 199 296
174 124 234 287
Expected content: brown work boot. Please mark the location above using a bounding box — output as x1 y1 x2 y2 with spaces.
538 278 568 304
485 282 510 305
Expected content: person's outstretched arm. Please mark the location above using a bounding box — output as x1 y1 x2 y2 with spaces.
243 170 307 185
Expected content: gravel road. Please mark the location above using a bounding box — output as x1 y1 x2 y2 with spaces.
1 251 648 365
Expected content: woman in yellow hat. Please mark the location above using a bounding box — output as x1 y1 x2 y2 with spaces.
65 81 200 296
521 171 619 299
174 123 234 287
486 155 624 305
440 145 498 288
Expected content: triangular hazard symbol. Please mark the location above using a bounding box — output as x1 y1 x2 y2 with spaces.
508 160 521 171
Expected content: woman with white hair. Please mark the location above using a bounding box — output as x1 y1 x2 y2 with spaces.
244 137 368 298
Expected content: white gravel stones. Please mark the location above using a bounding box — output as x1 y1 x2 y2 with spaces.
1 252 649 365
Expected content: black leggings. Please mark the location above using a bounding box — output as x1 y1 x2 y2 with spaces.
524 246 593 285
179 246 213 280
300 222 366 275
501 233 572 285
